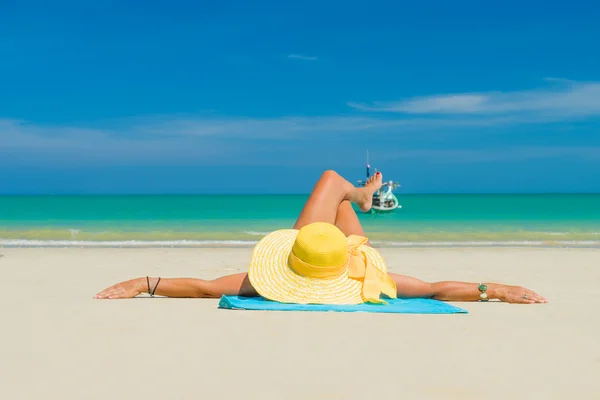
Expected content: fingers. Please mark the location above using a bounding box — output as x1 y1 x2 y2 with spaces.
94 279 142 299
515 295 535 304
94 285 130 299
94 287 114 299
500 286 548 304
514 288 547 304
94 289 121 299
95 291 127 299
524 288 547 304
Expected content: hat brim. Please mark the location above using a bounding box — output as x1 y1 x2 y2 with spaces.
248 229 389 305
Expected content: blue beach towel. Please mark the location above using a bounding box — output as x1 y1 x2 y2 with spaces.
218 295 468 314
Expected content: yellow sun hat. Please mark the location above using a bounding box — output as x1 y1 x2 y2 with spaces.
248 222 397 305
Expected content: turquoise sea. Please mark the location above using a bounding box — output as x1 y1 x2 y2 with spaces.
1 194 599 247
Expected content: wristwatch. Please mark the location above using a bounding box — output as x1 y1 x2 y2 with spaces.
478 283 489 301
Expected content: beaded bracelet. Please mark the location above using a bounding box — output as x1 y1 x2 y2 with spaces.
478 283 489 301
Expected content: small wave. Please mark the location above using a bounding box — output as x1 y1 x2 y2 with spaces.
2 239 599 248
0 239 258 247
539 231 600 236
243 231 270 236
371 240 600 248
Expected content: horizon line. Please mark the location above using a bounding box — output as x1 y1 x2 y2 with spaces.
1 192 599 196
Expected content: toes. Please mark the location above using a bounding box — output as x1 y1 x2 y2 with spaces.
366 172 382 186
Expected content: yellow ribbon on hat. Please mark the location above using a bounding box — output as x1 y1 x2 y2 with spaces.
287 224 397 304
347 235 397 304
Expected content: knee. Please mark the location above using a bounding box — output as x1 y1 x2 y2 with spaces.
321 169 340 181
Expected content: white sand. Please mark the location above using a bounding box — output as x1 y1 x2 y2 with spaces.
1 247 599 399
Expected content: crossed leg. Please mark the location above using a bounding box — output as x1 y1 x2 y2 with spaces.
334 200 367 238
293 169 381 231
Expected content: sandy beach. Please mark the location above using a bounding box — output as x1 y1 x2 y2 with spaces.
1 246 599 399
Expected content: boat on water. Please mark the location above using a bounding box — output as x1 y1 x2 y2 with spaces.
356 152 402 213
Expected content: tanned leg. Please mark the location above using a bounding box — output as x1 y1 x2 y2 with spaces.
335 200 368 238
293 170 382 229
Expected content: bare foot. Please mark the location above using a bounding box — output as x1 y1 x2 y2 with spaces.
354 172 383 212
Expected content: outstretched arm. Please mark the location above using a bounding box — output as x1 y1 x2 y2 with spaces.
94 273 258 299
389 273 547 304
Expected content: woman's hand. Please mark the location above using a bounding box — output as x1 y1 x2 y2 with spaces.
94 278 145 299
493 284 547 304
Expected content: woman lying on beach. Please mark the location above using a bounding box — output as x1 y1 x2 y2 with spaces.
95 170 547 304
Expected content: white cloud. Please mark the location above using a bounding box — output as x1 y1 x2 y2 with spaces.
348 80 600 118
0 116 413 165
378 146 600 164
3 76 600 168
106 115 414 139
4 114 524 160
287 54 318 61
0 116 384 145
2 116 598 168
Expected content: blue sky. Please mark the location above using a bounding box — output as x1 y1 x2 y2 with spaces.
1 0 600 194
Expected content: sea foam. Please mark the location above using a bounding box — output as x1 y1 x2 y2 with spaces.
2 239 599 248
